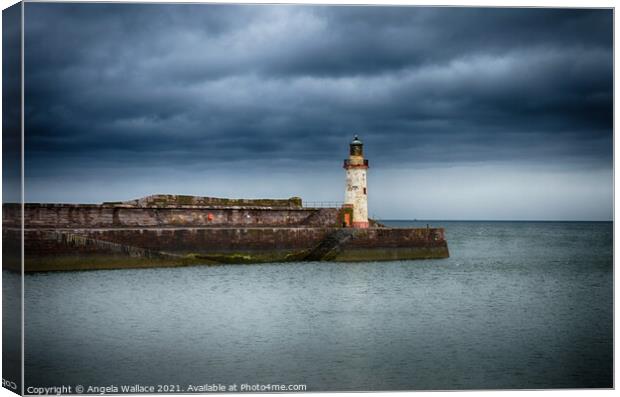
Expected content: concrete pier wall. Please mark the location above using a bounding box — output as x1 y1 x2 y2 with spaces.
4 226 449 271
2 197 450 272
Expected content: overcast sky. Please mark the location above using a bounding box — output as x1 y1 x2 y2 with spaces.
22 4 612 220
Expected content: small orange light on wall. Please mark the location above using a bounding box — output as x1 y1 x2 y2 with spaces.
207 213 214 221
344 213 351 227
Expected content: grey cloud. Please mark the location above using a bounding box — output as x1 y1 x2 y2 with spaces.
19 3 612 219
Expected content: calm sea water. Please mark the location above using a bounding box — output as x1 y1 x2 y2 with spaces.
21 221 612 391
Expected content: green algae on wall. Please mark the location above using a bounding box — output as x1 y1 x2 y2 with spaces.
24 255 213 272
21 244 449 272
334 246 449 262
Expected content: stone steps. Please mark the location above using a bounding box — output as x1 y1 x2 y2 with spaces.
304 229 355 261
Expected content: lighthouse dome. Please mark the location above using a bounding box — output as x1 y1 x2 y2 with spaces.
349 135 364 156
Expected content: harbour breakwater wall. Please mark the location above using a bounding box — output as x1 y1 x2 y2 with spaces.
4 227 448 272
2 194 449 272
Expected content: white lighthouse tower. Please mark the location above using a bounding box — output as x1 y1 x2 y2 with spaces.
343 135 369 228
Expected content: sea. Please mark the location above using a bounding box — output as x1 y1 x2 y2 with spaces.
15 221 613 391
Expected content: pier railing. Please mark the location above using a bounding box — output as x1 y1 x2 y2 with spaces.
303 201 343 208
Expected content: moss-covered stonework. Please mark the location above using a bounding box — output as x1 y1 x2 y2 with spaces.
18 244 450 272
334 247 449 261
23 255 211 273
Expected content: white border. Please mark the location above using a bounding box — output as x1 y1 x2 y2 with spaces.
0 1 615 397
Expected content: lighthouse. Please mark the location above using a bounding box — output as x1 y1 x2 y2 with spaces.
343 135 369 228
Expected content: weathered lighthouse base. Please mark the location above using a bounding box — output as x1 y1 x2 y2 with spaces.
3 226 449 272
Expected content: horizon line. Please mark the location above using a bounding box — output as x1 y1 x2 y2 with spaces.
378 219 613 223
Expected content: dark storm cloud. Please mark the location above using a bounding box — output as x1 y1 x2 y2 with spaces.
23 4 612 175
3 3 22 203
